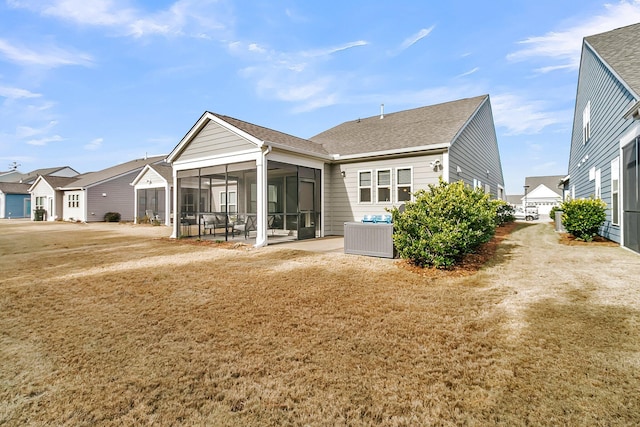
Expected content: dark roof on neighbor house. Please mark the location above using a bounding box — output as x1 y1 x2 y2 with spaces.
38 176 81 189
210 113 330 156
310 95 488 156
586 22 640 96
506 195 523 205
19 166 79 184
0 182 30 194
61 156 166 189
524 175 565 196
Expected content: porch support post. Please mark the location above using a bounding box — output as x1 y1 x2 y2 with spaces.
171 172 179 238
255 147 269 247
165 182 171 227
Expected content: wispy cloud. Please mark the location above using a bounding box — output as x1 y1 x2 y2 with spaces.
84 137 103 151
456 67 480 78
0 38 93 68
507 0 640 72
26 135 63 146
16 121 58 138
399 26 435 51
491 93 571 135
8 0 231 38
0 86 42 99
233 39 368 112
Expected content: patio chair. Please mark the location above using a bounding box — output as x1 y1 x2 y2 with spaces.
202 213 228 235
233 214 257 239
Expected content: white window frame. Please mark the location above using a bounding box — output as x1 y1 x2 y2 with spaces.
595 168 601 199
611 157 620 225
35 196 45 210
358 170 373 204
376 169 392 204
219 191 237 213
396 167 413 203
583 101 591 144
484 183 491 194
68 194 79 208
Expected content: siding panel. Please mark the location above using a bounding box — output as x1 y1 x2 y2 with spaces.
179 120 256 162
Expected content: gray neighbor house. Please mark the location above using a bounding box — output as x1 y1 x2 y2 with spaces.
565 22 640 253
167 94 505 245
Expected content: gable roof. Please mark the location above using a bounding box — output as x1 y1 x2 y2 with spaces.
131 163 173 186
310 95 488 157
585 22 640 97
61 156 166 189
524 175 565 196
28 175 80 193
210 113 330 157
0 182 30 194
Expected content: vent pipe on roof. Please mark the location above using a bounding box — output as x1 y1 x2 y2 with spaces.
380 103 384 119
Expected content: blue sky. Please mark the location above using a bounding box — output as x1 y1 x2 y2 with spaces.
2 1 640 194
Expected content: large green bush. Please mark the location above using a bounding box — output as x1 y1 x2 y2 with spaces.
390 180 497 269
104 212 121 222
491 199 515 225
561 198 607 241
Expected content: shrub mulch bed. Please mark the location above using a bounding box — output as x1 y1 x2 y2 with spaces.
558 233 619 247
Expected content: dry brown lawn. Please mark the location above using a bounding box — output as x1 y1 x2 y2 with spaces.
1 220 639 426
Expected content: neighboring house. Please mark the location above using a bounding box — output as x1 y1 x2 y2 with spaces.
522 175 564 215
167 94 505 245
565 23 640 253
0 166 79 184
506 195 523 207
0 166 79 219
29 156 166 222
0 182 31 218
130 163 173 226
28 176 79 221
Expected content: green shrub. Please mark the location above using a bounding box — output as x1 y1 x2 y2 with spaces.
104 212 121 222
549 205 561 222
491 199 515 225
390 180 497 269
561 198 607 241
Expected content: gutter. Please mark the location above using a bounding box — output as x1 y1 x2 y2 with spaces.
332 142 451 161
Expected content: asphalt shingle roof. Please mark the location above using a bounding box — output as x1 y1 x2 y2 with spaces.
586 22 640 96
524 175 565 196
0 182 30 194
210 113 330 156
62 156 166 189
310 95 487 156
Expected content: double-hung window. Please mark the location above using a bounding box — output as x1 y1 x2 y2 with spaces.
595 168 601 199
220 191 237 213
377 169 391 203
396 168 412 202
611 157 619 225
583 101 591 144
35 196 45 210
68 194 79 208
358 171 372 203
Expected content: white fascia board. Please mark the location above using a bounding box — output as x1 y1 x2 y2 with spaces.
585 41 640 102
130 164 153 187
172 150 261 172
265 140 333 161
332 142 450 161
620 125 640 148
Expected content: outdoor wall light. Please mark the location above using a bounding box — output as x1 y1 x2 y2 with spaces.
456 166 462 174
341 171 346 178
102 193 107 197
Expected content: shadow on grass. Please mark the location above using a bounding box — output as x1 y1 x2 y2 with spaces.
488 286 640 424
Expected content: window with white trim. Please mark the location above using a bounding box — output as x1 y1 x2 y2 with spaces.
582 101 591 144
473 178 482 190
377 169 391 203
220 191 237 213
358 171 372 203
35 196 45 210
484 183 491 194
595 168 601 199
611 157 620 225
396 168 412 202
68 194 79 208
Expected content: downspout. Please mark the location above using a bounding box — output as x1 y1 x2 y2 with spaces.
255 143 272 248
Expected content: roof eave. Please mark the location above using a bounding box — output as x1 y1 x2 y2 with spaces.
332 142 450 161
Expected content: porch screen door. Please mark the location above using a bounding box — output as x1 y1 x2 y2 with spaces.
298 180 315 240
623 137 640 253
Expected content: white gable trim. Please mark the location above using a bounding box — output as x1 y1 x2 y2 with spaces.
130 164 169 187
167 112 264 163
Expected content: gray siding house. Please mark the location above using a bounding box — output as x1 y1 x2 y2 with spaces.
167 95 504 245
566 23 640 252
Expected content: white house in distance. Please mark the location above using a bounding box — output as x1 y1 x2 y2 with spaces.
522 175 564 215
167 95 505 245
29 156 165 222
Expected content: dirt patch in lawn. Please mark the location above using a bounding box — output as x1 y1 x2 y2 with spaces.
558 232 620 246
1 220 639 426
